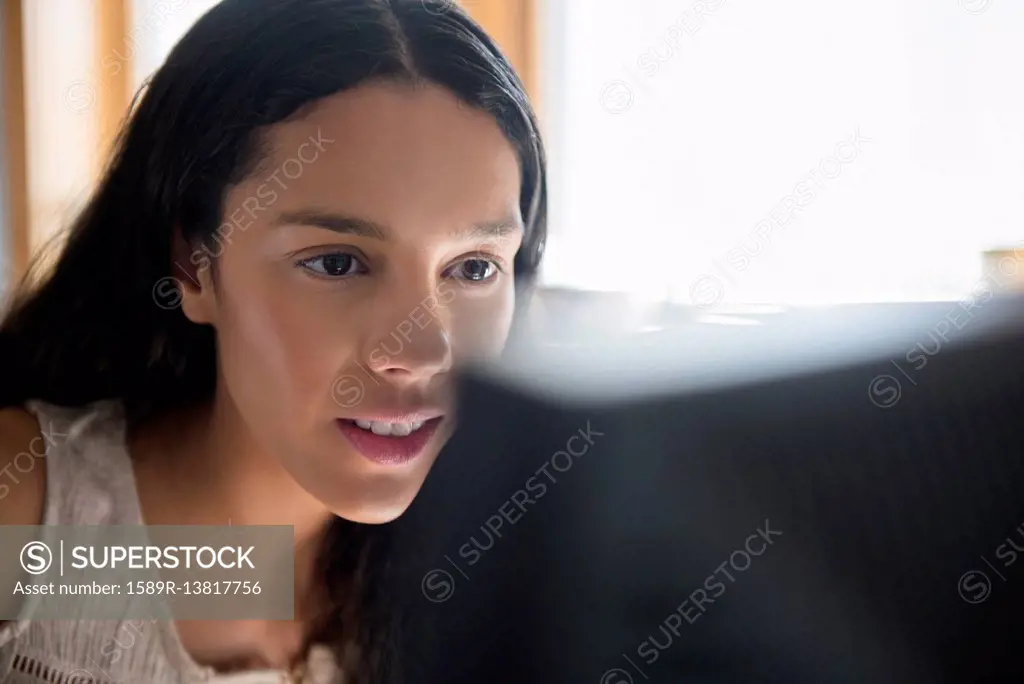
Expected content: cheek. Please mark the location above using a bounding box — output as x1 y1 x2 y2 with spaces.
446 280 516 360
215 266 356 418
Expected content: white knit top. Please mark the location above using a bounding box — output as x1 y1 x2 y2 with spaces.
0 401 342 684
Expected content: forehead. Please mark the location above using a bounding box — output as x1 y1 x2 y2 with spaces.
246 81 523 232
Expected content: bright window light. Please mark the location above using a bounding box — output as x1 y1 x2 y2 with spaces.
538 0 1024 305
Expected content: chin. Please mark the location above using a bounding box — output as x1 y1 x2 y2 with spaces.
332 500 414 525
320 482 422 525
342 510 406 525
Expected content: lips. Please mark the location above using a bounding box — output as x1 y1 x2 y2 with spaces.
336 416 444 465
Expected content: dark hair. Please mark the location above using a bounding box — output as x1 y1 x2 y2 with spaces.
0 0 546 680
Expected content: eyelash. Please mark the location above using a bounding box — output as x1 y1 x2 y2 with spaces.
295 251 506 284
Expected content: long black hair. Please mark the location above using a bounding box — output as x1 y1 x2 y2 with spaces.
0 0 546 680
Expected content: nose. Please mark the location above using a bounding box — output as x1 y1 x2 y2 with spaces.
363 305 453 385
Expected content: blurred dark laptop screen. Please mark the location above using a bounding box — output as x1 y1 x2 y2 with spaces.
389 296 1024 684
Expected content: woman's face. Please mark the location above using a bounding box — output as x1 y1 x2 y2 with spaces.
179 81 523 523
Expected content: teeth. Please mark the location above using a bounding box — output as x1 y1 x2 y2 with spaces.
352 419 427 436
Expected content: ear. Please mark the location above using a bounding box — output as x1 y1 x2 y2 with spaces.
171 225 218 325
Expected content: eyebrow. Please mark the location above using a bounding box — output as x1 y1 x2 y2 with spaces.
274 210 523 241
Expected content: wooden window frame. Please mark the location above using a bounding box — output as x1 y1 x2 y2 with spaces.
461 0 540 112
94 0 131 178
1 0 29 291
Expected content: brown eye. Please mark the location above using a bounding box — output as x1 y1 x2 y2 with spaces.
298 253 365 278
452 258 498 283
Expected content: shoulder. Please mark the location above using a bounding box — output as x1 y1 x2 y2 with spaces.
0 406 46 526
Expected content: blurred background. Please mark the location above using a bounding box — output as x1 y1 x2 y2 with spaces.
1 0 1023 331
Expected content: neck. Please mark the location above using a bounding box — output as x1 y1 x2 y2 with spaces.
130 390 336 551
129 390 340 670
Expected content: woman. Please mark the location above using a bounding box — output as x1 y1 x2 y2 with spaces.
0 0 546 681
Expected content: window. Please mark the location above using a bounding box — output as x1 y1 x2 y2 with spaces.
129 0 221 91
21 0 96 254
12 0 1019 306
539 0 1024 304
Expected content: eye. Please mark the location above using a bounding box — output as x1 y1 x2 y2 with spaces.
297 252 366 278
448 258 500 283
